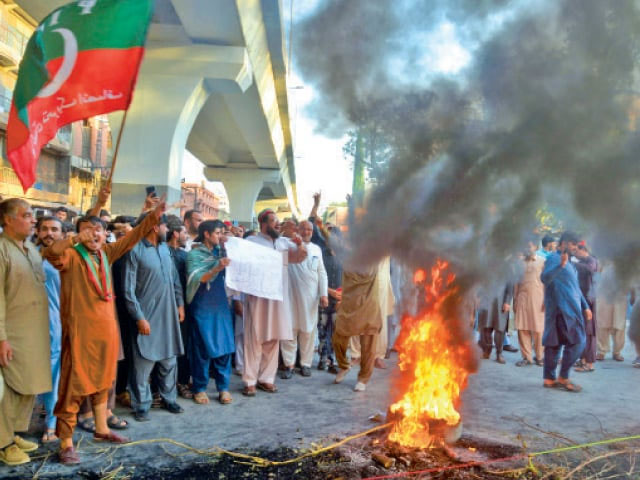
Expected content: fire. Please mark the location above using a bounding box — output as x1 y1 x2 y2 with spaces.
389 260 472 448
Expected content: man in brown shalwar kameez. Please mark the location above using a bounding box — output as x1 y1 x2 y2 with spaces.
332 266 383 392
43 194 166 464
0 199 51 466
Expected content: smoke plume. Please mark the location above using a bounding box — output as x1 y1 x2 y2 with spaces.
297 0 640 294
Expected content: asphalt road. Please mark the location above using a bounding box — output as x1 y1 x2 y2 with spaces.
2 332 638 478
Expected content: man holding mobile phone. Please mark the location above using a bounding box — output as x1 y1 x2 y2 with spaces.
540 231 591 393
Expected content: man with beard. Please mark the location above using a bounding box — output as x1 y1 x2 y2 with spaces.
242 209 307 396
0 199 50 465
43 197 166 464
541 231 591 392
123 214 184 421
166 218 191 399
183 209 203 252
35 217 64 444
280 220 328 378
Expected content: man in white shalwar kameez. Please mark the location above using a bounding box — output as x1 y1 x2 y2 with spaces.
281 221 328 379
242 210 307 396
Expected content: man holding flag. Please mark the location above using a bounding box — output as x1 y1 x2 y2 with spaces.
5 0 155 465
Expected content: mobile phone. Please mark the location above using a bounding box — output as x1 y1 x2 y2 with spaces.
145 185 157 198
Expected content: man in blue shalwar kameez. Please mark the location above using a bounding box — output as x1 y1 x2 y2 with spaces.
541 231 592 392
36 217 64 443
186 220 234 405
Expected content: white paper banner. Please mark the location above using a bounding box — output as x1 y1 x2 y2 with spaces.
224 237 284 301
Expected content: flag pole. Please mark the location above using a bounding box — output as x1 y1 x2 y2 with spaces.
105 108 129 187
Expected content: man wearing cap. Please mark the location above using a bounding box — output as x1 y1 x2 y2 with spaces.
540 231 591 392
123 214 185 421
242 209 307 396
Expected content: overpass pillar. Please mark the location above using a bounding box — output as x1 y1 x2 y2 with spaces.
204 167 280 224
108 75 209 216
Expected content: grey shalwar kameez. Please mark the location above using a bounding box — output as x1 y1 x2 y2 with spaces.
123 239 184 413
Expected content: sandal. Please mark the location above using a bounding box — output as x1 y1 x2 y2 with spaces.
543 381 559 389
557 381 582 392
193 392 210 404
574 365 595 373
219 391 233 405
178 384 193 399
77 417 96 433
107 415 129 430
242 386 256 397
257 382 278 393
515 359 533 367
42 430 58 443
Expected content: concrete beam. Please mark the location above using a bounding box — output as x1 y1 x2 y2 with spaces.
204 167 280 223
142 45 253 93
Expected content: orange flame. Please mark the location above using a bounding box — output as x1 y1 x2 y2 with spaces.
389 260 472 448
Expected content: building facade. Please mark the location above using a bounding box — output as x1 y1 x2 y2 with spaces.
180 182 220 220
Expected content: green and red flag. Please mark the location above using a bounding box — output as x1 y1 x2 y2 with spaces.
7 0 154 192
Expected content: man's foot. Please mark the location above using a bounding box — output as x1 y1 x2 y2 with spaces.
350 357 360 366
193 391 210 404
482 351 491 359
133 410 150 422
116 391 132 408
58 446 80 465
632 356 640 367
151 392 162 408
107 415 129 430
354 382 366 392
515 359 533 367
178 383 193 399
317 359 327 371
503 345 518 353
557 379 582 392
496 354 506 364
93 431 130 444
42 430 58 444
334 368 350 384
328 364 339 374
300 366 312 377
0 444 30 466
613 353 624 362
543 380 558 389
242 385 256 397
162 401 184 414
374 358 387 369
257 382 278 393
279 367 294 380
77 417 96 433
219 391 233 404
596 353 605 361
535 359 544 367
14 435 38 453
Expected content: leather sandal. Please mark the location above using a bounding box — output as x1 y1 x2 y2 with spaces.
219 391 233 404
257 382 278 393
193 392 210 404
93 431 130 444
59 446 80 465
242 385 256 397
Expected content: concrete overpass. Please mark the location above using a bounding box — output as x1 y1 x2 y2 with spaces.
13 0 299 222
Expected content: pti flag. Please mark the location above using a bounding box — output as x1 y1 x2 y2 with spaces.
7 0 154 192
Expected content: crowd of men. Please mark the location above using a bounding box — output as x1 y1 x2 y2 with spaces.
0 185 637 467
476 231 639 393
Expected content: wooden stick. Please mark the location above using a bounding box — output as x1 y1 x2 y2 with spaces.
105 108 129 186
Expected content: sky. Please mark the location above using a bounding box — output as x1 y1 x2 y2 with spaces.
181 0 470 217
